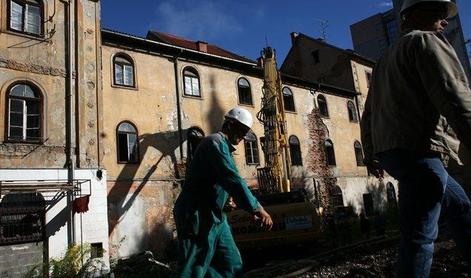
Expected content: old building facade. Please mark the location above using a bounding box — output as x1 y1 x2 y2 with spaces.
0 0 109 276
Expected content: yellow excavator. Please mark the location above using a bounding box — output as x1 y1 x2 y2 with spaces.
228 47 321 249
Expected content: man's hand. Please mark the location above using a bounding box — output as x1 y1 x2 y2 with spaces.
364 159 384 180
253 207 273 230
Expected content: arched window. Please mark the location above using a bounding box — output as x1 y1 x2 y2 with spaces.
8 0 43 36
317 94 329 117
187 127 205 163
113 54 135 87
289 135 302 166
183 67 201 97
282 87 295 112
347 100 358 122
237 77 252 105
332 186 344 207
7 83 42 142
325 139 336 166
244 131 259 165
354 141 365 166
117 122 139 163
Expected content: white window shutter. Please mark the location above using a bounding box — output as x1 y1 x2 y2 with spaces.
10 1 24 31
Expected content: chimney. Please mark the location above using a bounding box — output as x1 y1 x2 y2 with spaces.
197 41 208 53
290 32 299 45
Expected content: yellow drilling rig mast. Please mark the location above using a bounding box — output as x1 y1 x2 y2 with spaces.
256 47 291 194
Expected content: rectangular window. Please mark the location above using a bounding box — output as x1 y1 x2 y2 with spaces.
91 243 104 258
9 99 26 140
127 133 138 162
366 71 372 88
184 76 200 96
115 64 124 85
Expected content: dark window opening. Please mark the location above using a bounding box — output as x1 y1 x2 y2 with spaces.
332 186 344 207
363 193 374 217
282 87 295 112
347 101 358 122
387 182 397 208
244 131 260 165
91 242 104 258
354 141 365 166
317 94 329 117
183 67 201 97
237 77 253 105
311 50 320 64
289 135 302 166
117 122 139 163
325 139 336 166
366 71 372 88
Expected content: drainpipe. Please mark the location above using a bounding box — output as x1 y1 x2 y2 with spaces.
62 0 75 246
173 50 184 161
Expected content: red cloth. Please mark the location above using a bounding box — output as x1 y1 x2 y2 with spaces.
73 195 90 213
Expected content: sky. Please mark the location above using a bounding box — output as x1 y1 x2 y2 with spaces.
101 0 471 62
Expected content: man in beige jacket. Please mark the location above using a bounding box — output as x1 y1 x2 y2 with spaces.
360 0 471 276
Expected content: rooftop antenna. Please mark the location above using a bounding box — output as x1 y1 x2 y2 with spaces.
313 18 329 41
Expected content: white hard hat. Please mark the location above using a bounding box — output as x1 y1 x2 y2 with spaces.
400 0 457 18
224 107 253 129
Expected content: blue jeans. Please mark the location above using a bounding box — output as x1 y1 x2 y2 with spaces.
378 149 471 278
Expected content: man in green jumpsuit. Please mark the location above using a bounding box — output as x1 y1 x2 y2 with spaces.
174 107 273 277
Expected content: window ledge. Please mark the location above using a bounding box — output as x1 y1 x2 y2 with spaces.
183 95 203 100
4 29 45 41
111 84 138 91
285 110 297 114
238 102 254 108
3 139 43 145
117 161 140 165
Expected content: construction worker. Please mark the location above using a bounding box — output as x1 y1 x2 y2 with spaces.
173 107 273 277
361 0 471 277
360 0 471 276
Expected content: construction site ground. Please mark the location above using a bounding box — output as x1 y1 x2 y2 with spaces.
242 234 470 278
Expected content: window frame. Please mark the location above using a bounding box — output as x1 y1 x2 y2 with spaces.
282 86 296 112
289 135 303 166
317 94 329 118
237 77 253 106
116 121 140 164
244 131 260 165
112 53 136 88
354 141 365 166
7 0 44 37
183 67 201 98
332 186 344 207
5 82 43 143
325 139 336 166
347 100 358 123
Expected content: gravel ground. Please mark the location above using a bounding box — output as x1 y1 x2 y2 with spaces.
296 239 469 278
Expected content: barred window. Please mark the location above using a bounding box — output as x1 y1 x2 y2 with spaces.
183 67 201 97
244 131 259 165
7 83 42 142
117 122 139 163
113 54 135 87
9 0 42 36
289 135 302 166
237 77 253 105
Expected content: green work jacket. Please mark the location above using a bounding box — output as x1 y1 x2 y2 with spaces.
174 132 260 237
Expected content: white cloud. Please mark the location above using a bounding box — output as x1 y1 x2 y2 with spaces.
376 1 393 8
152 0 243 41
